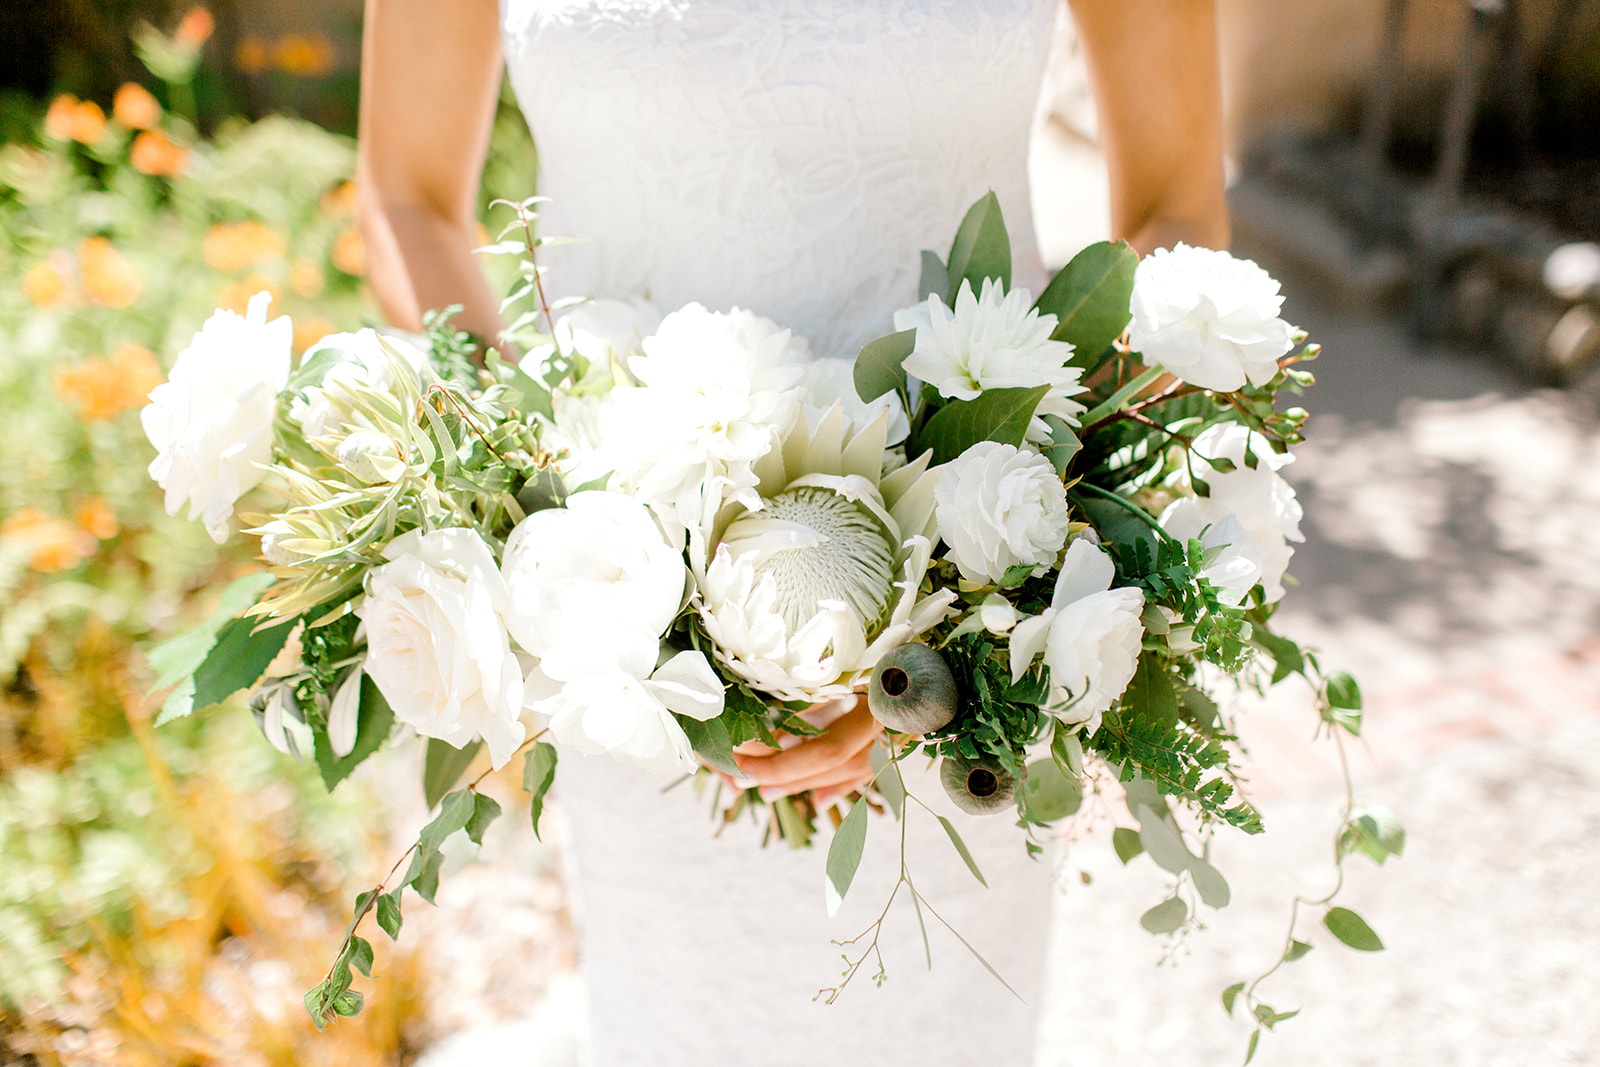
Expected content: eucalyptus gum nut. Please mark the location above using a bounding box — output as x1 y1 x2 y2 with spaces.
940 753 1020 815
867 643 958 734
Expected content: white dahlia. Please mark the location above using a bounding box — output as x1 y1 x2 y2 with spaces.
692 402 956 704
894 277 1085 441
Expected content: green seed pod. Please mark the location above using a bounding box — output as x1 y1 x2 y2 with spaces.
868 642 959 734
940 752 1021 815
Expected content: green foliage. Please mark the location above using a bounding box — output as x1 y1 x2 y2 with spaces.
1032 239 1138 364
921 631 1052 776
823 798 870 916
1092 709 1261 834
1323 906 1385 952
522 741 558 840
853 328 914 404
914 384 1049 466
422 738 482 810
944 191 1010 296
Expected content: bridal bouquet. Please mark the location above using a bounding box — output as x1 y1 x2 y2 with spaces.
144 195 1395 1042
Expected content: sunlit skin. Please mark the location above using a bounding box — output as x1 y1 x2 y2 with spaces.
358 0 1228 799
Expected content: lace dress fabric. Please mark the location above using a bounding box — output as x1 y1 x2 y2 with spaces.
499 2 1060 1064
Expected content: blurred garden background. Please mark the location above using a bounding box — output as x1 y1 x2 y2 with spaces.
3 1 1598 1065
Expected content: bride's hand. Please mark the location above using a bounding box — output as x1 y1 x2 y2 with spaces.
732 698 880 804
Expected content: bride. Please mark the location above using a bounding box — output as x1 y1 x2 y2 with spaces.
357 1 1227 1063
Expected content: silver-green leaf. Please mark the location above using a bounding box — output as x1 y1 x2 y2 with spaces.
823 799 870 917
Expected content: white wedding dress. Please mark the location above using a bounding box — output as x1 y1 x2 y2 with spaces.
500 2 1061 1064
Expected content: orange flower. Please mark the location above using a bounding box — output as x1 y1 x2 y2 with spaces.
22 256 72 308
319 180 357 218
175 7 215 49
217 276 280 315
54 343 163 421
273 33 337 77
130 130 188 177
234 36 269 75
112 83 161 130
0 508 95 573
330 227 366 277
74 496 120 541
43 95 107 145
77 237 141 308
203 220 287 273
289 258 325 298
293 315 337 354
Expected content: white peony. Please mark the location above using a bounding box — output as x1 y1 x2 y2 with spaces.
596 304 806 527
1009 538 1145 737
894 277 1085 440
1127 244 1294 392
500 490 687 663
1169 423 1303 602
935 442 1070 585
358 528 527 768
142 291 291 543
530 635 724 776
290 328 429 439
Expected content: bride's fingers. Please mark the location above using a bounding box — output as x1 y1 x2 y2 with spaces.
733 704 879 788
757 746 875 800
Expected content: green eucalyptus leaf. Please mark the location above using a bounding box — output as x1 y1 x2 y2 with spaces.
919 250 950 303
946 191 1011 295
853 328 915 403
1189 858 1231 908
1020 758 1083 822
1324 906 1385 951
465 791 502 845
1039 414 1082 477
920 385 1049 465
1222 981 1245 1015
935 814 988 887
1134 805 1193 874
522 741 559 840
869 745 904 820
423 737 482 810
823 799 870 917
1139 895 1188 934
419 789 476 852
1034 240 1138 364
1112 826 1144 865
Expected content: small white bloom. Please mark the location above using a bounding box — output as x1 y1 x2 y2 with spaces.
1009 539 1144 736
1159 500 1262 606
142 291 291 543
894 278 1085 440
501 490 686 665
358 528 527 768
597 304 806 526
1171 424 1304 602
1128 245 1294 392
936 442 1071 585
335 429 408 484
291 328 429 439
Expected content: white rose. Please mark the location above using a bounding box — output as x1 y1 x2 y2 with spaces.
357 528 527 768
1176 424 1304 602
1009 539 1144 737
936 442 1071 585
1127 244 1294 392
142 291 291 543
501 491 687 662
290 328 429 439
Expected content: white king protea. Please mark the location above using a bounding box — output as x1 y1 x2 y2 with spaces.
692 403 957 704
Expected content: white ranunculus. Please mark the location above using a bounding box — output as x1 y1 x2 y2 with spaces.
1127 245 1294 392
1178 424 1304 602
936 442 1071 585
142 291 291 543
290 328 429 439
1009 538 1144 737
357 527 527 768
531 632 724 776
500 491 687 662
596 304 806 526
894 278 1085 440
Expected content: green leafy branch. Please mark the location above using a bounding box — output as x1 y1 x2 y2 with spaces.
303 729 559 1030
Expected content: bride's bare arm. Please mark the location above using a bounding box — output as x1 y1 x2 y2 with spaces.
358 0 505 338
1069 0 1230 254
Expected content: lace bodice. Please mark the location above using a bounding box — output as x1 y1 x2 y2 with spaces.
501 0 1055 360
